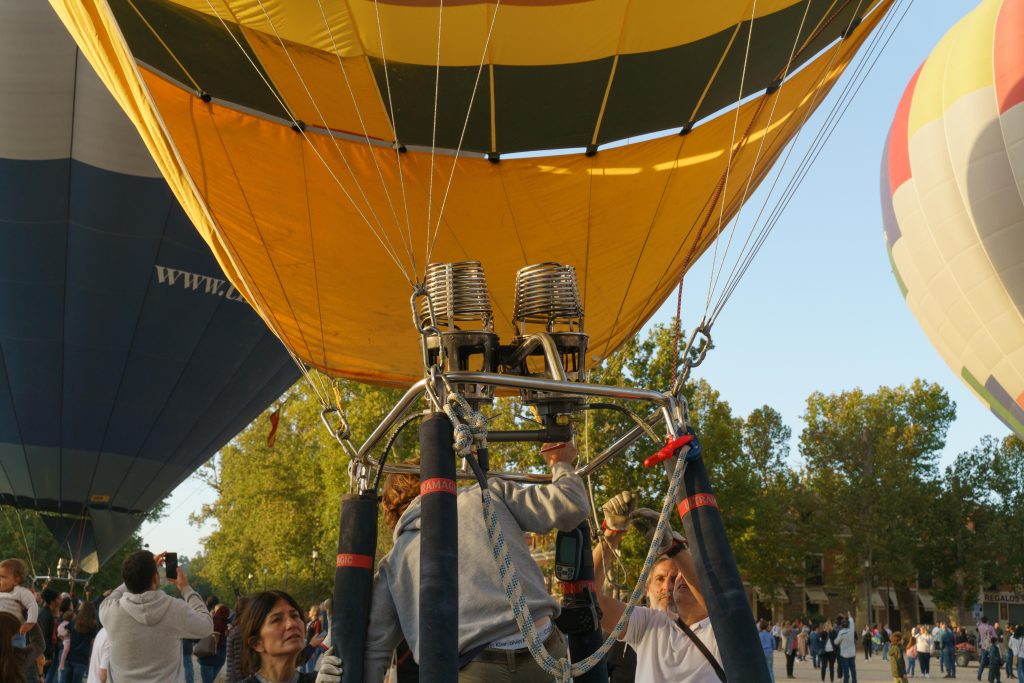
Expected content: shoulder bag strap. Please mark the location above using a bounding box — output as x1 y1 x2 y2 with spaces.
677 619 727 682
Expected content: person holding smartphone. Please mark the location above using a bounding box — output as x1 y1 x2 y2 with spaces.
99 550 213 682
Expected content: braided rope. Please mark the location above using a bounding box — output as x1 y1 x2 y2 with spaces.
479 451 689 680
443 391 488 456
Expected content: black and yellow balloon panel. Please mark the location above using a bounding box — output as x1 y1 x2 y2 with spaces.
49 0 892 384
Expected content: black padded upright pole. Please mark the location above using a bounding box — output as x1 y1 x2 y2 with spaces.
418 413 459 682
331 492 379 682
680 454 772 683
560 522 608 683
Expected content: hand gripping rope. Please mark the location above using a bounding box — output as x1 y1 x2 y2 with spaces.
468 433 692 682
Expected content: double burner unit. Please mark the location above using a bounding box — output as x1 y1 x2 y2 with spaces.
417 260 588 432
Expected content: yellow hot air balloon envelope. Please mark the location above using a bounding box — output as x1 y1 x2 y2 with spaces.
882 0 1024 436
51 0 893 384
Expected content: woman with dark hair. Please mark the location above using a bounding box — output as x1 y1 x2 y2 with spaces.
819 621 838 682
62 602 99 683
237 591 339 683
199 595 230 683
2 612 31 683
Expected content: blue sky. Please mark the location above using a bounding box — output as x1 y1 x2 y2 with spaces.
141 0 998 557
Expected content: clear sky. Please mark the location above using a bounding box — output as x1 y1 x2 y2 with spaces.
141 0 1001 558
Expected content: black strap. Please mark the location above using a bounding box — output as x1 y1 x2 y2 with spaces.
677 618 726 682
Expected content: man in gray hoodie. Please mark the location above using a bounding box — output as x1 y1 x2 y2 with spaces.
363 441 590 682
100 550 213 682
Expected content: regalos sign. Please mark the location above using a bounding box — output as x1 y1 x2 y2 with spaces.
983 592 1023 604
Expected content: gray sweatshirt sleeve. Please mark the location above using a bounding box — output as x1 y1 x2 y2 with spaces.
490 462 590 533
177 587 214 639
363 570 402 683
99 584 127 626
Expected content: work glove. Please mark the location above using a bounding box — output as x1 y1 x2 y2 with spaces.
316 647 343 683
629 507 686 556
601 491 636 532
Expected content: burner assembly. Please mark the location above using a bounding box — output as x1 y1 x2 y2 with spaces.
413 260 590 442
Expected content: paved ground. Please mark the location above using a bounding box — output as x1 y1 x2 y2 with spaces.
770 652 1005 683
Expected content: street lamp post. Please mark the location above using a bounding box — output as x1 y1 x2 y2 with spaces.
247 572 254 593
864 557 872 629
262 566 268 591
311 549 319 606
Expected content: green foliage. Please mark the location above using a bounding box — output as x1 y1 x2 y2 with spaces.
0 505 155 595
918 435 1024 623
800 381 956 624
173 323 1024 624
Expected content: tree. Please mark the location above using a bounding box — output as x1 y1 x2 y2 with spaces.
735 406 808 620
800 381 955 628
0 504 162 595
918 435 1024 624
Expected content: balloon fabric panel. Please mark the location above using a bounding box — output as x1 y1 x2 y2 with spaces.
126 9 884 383
100 0 884 154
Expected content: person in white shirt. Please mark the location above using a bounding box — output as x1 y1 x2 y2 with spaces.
1008 625 1023 680
86 628 111 683
593 492 723 683
915 623 934 677
834 613 857 683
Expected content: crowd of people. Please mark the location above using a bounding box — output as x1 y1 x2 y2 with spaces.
757 616 1024 682
0 552 341 683
1 439 1022 683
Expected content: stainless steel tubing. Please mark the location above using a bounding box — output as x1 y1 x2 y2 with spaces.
419 261 493 331
445 372 670 406
503 332 567 381
376 400 673 484
359 374 684 484
513 262 584 331
355 378 428 461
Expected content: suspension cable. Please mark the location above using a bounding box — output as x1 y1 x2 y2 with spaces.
201 0 414 283
373 0 417 277
250 0 413 282
701 0 760 319
708 0 909 325
701 0 815 319
424 1 446 259
424 1 504 270
0 505 36 579
314 0 416 271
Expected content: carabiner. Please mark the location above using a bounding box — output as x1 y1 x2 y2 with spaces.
320 406 351 443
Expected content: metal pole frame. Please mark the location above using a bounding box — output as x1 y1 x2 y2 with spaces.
353 371 685 485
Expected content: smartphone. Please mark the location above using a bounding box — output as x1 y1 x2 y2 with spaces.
164 552 178 582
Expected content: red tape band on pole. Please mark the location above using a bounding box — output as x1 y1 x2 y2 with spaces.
420 478 457 496
561 580 596 595
336 553 373 569
677 493 719 519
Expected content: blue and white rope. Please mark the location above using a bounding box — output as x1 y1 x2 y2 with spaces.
479 452 689 681
443 391 488 456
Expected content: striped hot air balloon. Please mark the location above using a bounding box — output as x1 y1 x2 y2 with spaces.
48 0 896 384
882 0 1024 436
